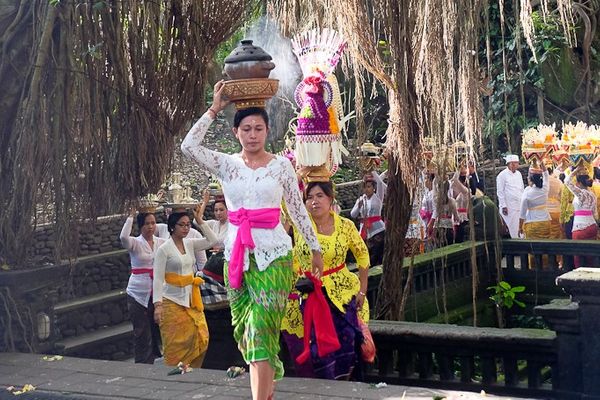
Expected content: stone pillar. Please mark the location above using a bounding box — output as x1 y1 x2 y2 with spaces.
537 269 600 400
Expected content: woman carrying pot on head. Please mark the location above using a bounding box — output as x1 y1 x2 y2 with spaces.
350 171 387 266
281 180 370 381
518 164 550 269
153 211 217 368
565 165 598 267
181 81 323 400
120 207 166 364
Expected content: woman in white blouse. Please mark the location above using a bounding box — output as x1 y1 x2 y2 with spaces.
181 81 322 400
153 212 217 368
565 166 598 267
120 209 166 364
518 165 550 269
350 171 387 265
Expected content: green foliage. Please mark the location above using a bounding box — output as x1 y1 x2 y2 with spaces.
481 5 573 152
488 281 526 309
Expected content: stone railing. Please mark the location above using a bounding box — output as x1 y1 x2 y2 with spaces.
366 320 556 398
500 239 600 299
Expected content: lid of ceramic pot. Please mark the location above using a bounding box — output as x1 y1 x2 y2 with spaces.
224 40 273 63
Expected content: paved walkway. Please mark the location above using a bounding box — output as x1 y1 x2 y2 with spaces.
0 353 524 400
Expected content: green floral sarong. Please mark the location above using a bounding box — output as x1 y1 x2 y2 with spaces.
224 252 294 380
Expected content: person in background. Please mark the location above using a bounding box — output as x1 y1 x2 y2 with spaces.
564 166 598 267
120 208 166 364
157 207 208 271
450 167 471 243
428 180 460 247
592 167 600 239
468 162 485 195
351 171 387 265
193 188 229 305
281 181 369 381
153 212 217 368
559 168 576 239
419 171 436 251
518 164 550 269
496 154 525 239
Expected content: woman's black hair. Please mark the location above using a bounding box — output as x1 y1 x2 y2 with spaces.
530 173 543 189
167 212 189 234
136 213 153 230
559 173 566 183
594 167 600 181
304 181 336 202
233 107 269 128
213 200 228 209
577 174 593 188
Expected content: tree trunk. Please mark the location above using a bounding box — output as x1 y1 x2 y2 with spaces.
374 153 413 320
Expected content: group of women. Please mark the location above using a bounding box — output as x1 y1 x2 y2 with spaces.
121 81 371 400
519 162 599 268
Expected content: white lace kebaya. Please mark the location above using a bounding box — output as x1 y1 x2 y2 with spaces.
181 111 321 273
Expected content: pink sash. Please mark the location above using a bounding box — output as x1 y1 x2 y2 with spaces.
228 207 281 289
574 210 593 216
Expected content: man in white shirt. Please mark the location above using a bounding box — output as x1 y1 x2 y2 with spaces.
496 154 524 238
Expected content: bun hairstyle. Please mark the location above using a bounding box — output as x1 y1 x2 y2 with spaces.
530 173 543 189
167 212 189 234
577 174 593 188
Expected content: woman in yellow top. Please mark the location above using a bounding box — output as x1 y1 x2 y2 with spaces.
281 181 370 380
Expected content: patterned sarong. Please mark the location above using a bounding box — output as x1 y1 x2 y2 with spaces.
159 299 209 367
523 220 551 269
224 252 294 381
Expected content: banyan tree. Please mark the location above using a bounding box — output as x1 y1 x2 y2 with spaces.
269 0 581 320
0 0 258 265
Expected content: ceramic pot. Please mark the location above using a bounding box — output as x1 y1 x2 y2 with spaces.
223 40 275 80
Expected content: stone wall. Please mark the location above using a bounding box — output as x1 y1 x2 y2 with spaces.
28 181 364 266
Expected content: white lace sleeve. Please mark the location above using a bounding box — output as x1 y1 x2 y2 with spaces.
281 161 321 252
180 112 236 181
372 171 387 203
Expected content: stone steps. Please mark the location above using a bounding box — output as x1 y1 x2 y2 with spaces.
52 288 131 360
54 321 133 356
53 288 126 314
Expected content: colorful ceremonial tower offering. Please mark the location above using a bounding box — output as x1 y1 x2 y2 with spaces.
291 29 347 182
521 123 558 170
562 122 598 173
221 40 279 110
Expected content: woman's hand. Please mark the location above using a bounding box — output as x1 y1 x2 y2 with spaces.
356 291 366 310
202 188 210 204
153 303 163 324
209 80 230 114
311 250 324 279
193 203 205 225
128 206 136 217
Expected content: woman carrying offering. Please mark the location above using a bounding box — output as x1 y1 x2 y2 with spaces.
565 166 598 267
120 208 165 364
350 171 387 265
518 164 550 269
282 181 370 380
181 81 323 400
153 212 217 368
